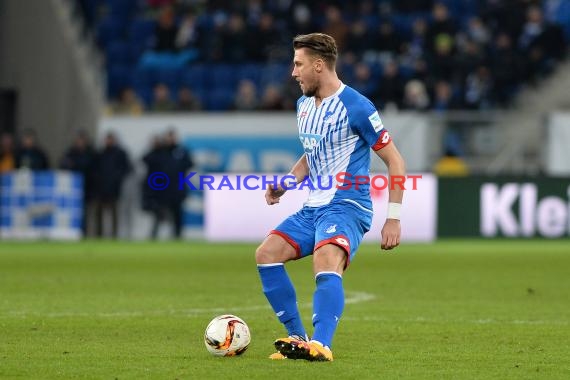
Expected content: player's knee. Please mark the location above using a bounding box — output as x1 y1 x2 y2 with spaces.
255 242 296 264
255 244 278 264
313 244 347 274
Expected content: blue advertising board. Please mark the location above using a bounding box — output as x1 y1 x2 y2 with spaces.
0 171 83 239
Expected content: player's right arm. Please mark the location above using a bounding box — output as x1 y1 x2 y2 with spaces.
265 154 309 205
288 154 309 184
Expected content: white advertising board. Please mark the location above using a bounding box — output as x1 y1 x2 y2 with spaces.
204 173 436 243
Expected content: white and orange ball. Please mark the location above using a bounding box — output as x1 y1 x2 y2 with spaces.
204 314 251 356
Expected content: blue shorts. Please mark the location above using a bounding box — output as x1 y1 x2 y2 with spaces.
270 200 372 266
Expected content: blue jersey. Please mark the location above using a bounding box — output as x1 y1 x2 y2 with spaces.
296 83 391 212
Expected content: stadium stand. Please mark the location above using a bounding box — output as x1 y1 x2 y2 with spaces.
76 0 569 112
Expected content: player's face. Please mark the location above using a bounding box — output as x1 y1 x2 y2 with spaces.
292 48 319 97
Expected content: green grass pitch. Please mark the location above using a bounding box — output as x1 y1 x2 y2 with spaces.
1 240 569 379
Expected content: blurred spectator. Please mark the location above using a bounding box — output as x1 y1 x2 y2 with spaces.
259 84 285 111
356 0 379 29
244 0 264 25
281 77 304 110
175 11 199 51
199 13 226 62
0 133 16 173
377 1 393 20
519 5 552 54
176 87 202 111
490 33 523 107
432 80 462 111
403 80 430 111
465 17 491 46
372 21 403 57
433 149 470 176
108 87 144 115
151 83 177 112
222 13 248 62
289 3 314 36
322 5 349 51
247 12 282 62
464 66 493 110
94 132 131 238
344 20 372 64
411 58 429 82
425 2 457 55
454 39 486 82
161 129 193 239
15 129 49 170
480 0 527 39
351 62 377 98
154 6 179 52
141 135 166 239
431 80 465 156
233 80 259 111
408 19 428 61
59 131 97 236
518 5 566 79
428 34 458 82
373 60 404 109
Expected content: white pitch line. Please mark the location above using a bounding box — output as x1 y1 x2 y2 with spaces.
0 291 376 319
341 316 570 326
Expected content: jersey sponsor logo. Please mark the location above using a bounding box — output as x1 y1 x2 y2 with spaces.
368 111 383 132
325 224 337 233
299 133 323 153
298 111 307 119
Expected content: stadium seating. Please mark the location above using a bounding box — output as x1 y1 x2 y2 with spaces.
107 64 132 98
81 0 570 111
181 64 208 91
96 15 124 49
204 89 235 111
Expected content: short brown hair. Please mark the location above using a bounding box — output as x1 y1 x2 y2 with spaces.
293 33 338 69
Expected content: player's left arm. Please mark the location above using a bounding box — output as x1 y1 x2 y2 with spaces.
349 101 406 250
374 141 405 250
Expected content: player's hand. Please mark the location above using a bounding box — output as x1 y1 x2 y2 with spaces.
381 219 401 250
265 184 286 205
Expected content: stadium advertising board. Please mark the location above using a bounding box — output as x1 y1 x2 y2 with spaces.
546 112 570 175
438 177 570 238
0 171 83 240
204 173 437 242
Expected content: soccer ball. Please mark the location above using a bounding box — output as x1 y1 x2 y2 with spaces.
204 314 251 356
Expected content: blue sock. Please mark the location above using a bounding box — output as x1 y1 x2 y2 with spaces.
257 263 307 339
312 272 344 349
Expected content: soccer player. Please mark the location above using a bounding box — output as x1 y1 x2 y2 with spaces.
255 33 406 362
